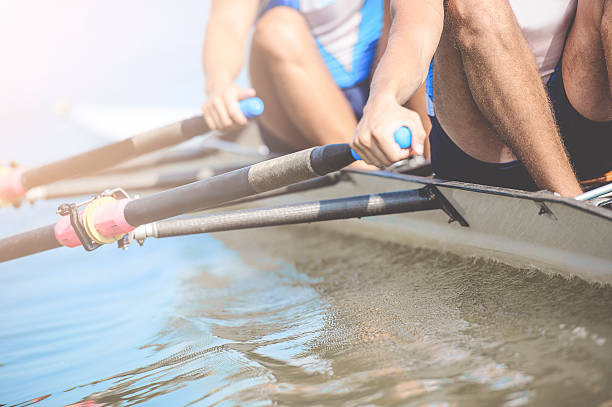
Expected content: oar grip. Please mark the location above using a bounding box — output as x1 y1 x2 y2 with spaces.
350 127 412 161
239 97 265 119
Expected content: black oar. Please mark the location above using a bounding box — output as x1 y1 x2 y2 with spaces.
0 143 355 262
0 129 415 262
131 188 441 243
25 162 257 201
0 98 264 202
100 138 273 176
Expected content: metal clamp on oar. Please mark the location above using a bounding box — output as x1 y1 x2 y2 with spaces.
54 189 136 251
0 97 264 204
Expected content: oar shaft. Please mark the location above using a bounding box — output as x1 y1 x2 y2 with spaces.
123 144 354 226
1 98 264 200
0 144 355 262
575 183 612 201
21 116 208 190
135 189 438 240
0 225 61 262
25 163 253 201
103 139 270 175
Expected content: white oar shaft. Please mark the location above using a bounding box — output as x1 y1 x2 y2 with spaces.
575 183 612 201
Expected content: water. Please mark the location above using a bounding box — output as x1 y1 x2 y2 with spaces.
1 1 612 406
2 225 612 406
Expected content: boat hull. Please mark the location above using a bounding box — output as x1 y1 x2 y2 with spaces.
222 169 612 284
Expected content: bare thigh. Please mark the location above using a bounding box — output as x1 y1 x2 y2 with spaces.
563 0 612 121
249 7 357 150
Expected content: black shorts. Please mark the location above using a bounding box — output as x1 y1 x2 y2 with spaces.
430 67 612 191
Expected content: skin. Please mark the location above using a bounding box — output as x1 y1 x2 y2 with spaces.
562 0 612 122
351 0 442 166
375 0 432 158
202 0 259 130
202 0 429 170
248 7 360 149
354 0 611 197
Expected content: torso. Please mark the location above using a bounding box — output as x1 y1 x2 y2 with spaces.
259 0 383 88
509 0 577 82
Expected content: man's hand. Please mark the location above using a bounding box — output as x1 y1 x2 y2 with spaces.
202 84 256 131
351 95 426 167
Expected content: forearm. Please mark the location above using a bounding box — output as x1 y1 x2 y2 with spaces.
203 1 257 95
371 0 391 75
451 5 580 195
369 0 443 106
203 22 244 93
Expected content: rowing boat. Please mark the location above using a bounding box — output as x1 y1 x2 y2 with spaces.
219 168 612 283
2 117 610 284
96 123 612 283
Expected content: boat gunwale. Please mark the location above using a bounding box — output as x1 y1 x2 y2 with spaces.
342 169 612 222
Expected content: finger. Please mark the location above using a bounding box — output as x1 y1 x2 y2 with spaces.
372 127 402 166
208 104 224 129
355 137 386 167
408 119 427 156
370 138 394 167
212 98 233 128
201 104 217 131
377 138 407 164
237 87 256 99
351 132 380 166
224 95 248 126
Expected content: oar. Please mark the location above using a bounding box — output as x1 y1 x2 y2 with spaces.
131 188 440 243
24 163 256 201
0 128 412 262
0 98 264 202
575 182 612 201
100 138 273 176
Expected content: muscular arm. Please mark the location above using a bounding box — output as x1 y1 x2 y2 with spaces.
370 0 443 106
203 0 259 95
447 1 582 196
202 0 259 129
352 0 443 165
371 0 392 72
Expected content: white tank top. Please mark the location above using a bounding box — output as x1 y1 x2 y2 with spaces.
259 0 383 88
510 0 577 82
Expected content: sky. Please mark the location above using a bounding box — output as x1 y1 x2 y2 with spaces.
0 1 249 161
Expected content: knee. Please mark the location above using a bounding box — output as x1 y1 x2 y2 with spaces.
446 0 514 50
252 7 308 62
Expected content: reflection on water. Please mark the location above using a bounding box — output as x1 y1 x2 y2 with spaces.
1 225 612 406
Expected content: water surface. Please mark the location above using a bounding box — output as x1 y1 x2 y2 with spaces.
2 224 611 406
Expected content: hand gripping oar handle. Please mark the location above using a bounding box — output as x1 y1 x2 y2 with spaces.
350 127 412 160
0 97 264 202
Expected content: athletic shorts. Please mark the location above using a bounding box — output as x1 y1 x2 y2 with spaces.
430 66 612 191
258 80 369 154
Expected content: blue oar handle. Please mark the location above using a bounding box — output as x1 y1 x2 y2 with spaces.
351 127 412 161
238 97 265 119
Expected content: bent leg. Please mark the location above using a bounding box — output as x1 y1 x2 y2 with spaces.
562 0 612 121
249 7 357 150
433 0 581 196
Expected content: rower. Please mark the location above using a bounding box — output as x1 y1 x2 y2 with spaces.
201 0 430 166
351 0 612 197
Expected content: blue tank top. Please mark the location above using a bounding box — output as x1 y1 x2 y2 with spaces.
261 0 383 89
